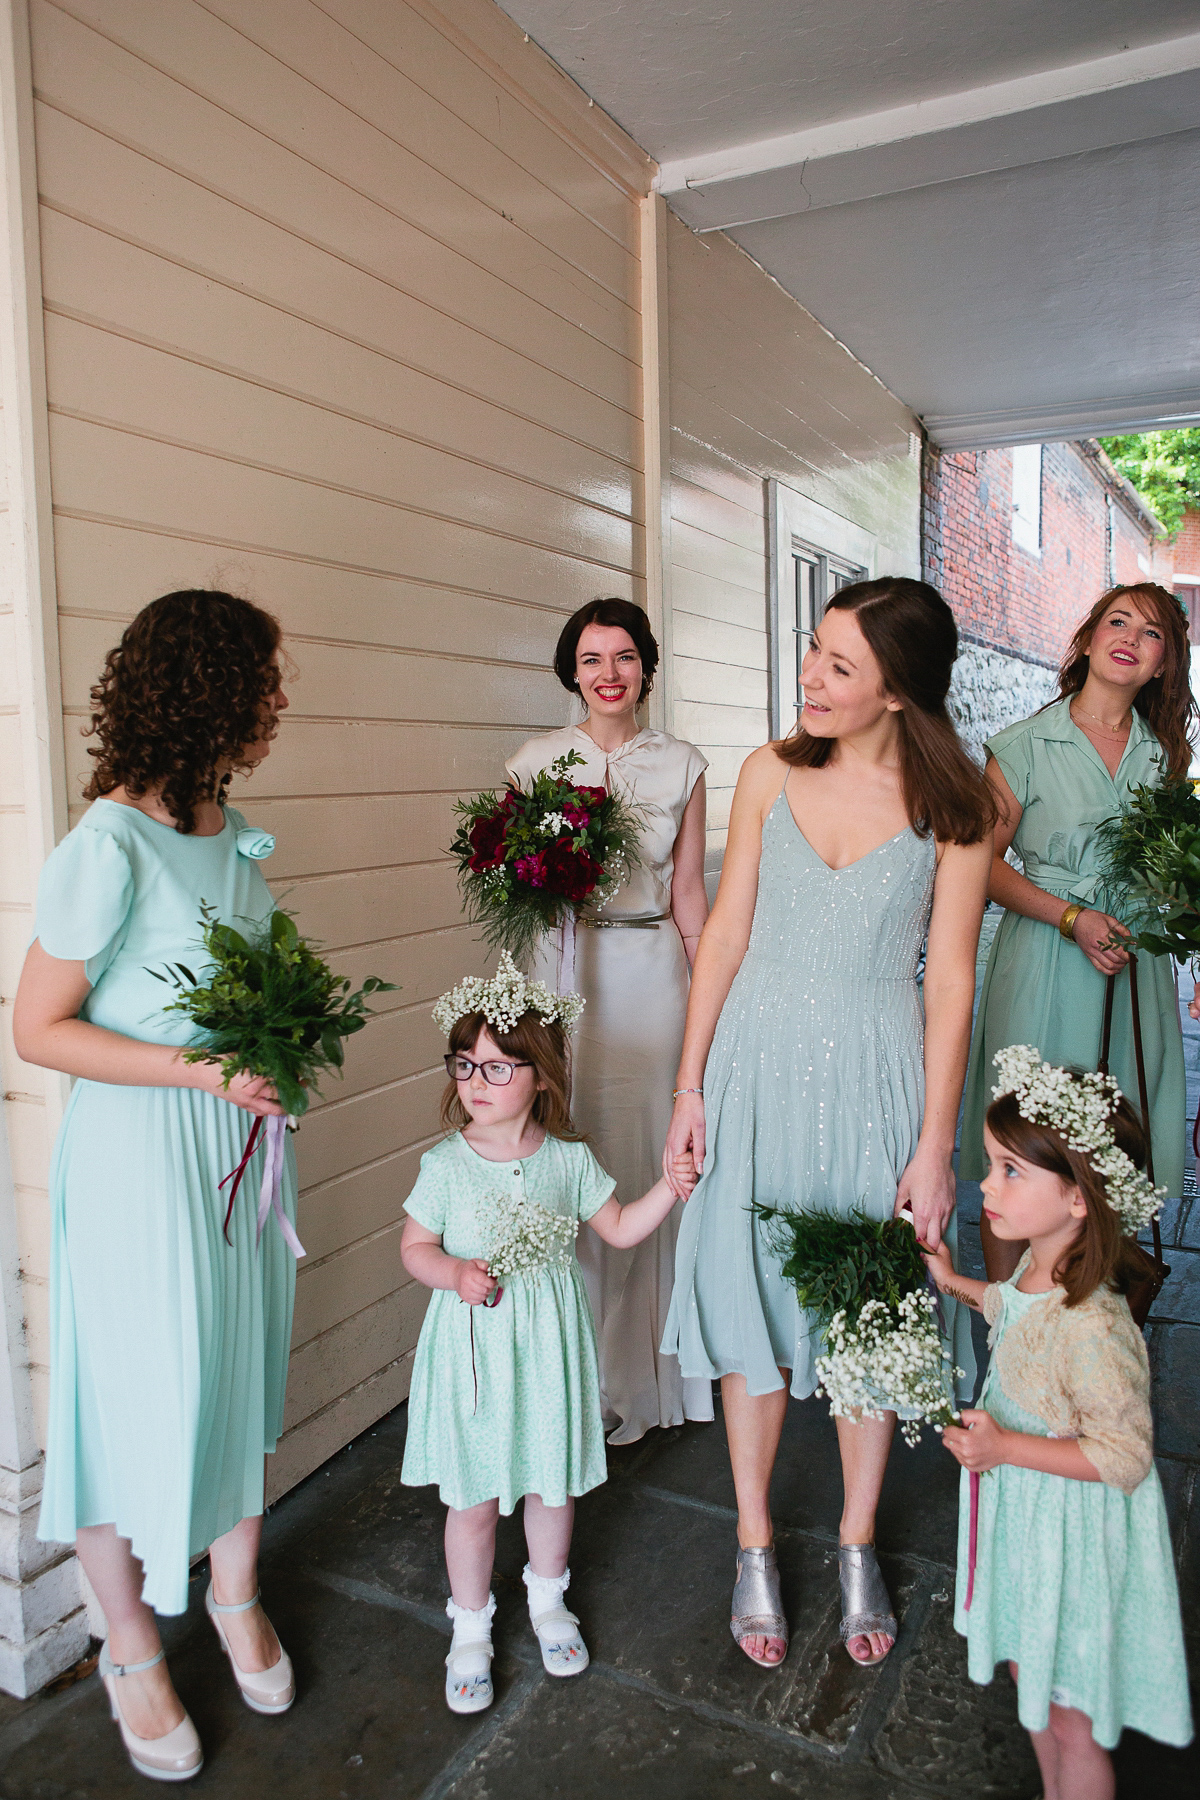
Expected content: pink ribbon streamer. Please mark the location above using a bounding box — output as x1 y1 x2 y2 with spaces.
254 1114 306 1259
965 1470 980 1609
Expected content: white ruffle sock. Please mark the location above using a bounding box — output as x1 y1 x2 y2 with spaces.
444 1593 496 1714
522 1564 589 1677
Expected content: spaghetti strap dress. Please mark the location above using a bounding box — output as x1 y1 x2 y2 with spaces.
664 783 975 1403
35 800 298 1616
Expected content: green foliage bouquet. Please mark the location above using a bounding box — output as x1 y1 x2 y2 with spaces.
753 1206 962 1446
449 750 641 963
1096 777 1200 962
151 904 393 1251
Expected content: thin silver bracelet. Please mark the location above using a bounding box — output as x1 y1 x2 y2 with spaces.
673 1087 703 1098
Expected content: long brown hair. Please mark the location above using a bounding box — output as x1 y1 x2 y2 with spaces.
441 1009 586 1141
985 1086 1147 1306
1058 583 1196 778
776 577 995 845
83 590 283 833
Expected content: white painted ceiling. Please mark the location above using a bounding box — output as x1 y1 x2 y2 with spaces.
499 1 1200 447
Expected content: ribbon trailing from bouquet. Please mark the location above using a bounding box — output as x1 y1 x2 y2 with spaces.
556 913 577 994
218 1115 306 1259
964 1470 980 1610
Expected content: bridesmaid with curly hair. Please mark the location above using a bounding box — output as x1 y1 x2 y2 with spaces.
15 591 297 1781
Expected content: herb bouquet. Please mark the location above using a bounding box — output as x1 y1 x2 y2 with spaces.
1096 776 1200 962
449 750 641 969
753 1206 962 1446
152 904 394 1256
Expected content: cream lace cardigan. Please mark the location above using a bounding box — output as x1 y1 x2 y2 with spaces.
983 1262 1154 1495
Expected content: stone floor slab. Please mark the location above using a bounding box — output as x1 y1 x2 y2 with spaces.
442 1664 930 1800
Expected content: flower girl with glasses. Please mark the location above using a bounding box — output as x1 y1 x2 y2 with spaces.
925 1047 1192 1800
400 953 694 1715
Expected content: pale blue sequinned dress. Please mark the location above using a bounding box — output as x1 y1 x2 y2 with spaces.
664 787 975 1401
35 802 298 1615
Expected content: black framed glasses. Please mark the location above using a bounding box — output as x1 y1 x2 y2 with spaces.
444 1054 533 1086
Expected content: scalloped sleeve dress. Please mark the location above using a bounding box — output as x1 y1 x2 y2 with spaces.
35 801 298 1616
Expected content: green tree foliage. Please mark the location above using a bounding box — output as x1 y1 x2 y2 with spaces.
1098 429 1200 535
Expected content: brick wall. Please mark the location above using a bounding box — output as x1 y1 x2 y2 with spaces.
1175 510 1200 579
923 439 1168 670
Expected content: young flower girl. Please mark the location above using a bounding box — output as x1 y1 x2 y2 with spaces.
926 1046 1192 1800
400 953 691 1715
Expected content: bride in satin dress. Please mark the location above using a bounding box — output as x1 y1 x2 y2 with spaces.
506 598 711 1444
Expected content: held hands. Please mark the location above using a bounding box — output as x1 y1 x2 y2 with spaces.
942 1409 1009 1472
1072 909 1131 976
454 1257 498 1307
664 1091 705 1197
191 1062 287 1117
921 1237 957 1291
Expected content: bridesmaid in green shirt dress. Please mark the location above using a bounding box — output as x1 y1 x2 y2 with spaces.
961 584 1196 1279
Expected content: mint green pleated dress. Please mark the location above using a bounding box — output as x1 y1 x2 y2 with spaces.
955 1279 1192 1747
36 801 298 1616
401 1133 613 1513
961 699 1185 1194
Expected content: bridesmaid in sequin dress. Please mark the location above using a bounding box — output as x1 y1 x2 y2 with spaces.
663 579 993 1672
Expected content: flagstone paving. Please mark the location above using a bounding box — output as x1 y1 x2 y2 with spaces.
0 1005 1196 1797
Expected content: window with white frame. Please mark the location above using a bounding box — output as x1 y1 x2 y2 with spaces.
1011 443 1043 556
768 481 877 739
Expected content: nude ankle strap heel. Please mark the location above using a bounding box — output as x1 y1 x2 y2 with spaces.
205 1582 295 1715
98 1644 203 1783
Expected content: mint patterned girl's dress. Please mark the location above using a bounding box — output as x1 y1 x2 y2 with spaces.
956 1264 1192 1747
35 802 298 1616
402 1133 614 1512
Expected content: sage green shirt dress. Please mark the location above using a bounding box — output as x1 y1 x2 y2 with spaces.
35 802 298 1616
401 1132 614 1513
961 699 1185 1195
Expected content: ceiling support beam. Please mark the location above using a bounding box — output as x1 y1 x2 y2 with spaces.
657 32 1200 231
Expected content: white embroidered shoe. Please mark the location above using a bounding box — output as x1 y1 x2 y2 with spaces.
98 1644 203 1782
523 1565 589 1678
205 1582 295 1714
445 1594 496 1714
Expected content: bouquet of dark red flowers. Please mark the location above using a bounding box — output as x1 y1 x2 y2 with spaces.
450 750 641 962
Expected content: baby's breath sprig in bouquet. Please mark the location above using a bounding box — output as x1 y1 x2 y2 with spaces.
1096 777 1200 962
753 1206 962 1447
449 750 641 964
151 904 394 1254
483 1193 577 1292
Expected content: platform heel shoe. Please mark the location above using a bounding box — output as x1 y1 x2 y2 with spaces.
98 1644 203 1782
205 1582 295 1714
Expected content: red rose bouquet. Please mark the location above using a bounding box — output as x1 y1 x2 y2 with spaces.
450 750 641 963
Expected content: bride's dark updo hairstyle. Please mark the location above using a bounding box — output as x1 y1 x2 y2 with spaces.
777 576 995 846
83 589 283 835
552 597 659 705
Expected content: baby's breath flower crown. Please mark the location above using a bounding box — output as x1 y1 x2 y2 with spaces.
432 949 585 1039
991 1044 1166 1234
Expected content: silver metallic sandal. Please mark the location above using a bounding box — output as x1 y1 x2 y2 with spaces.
837 1543 896 1666
730 1545 788 1668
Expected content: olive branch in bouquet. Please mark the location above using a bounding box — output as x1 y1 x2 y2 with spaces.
449 749 642 962
149 903 394 1249
752 1205 962 1447
1095 777 1200 961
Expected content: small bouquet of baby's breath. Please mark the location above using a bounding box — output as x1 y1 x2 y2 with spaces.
483 1193 577 1283
753 1205 961 1445
818 1291 961 1448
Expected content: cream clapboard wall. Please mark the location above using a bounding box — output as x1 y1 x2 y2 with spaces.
13 0 652 1495
664 215 922 863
